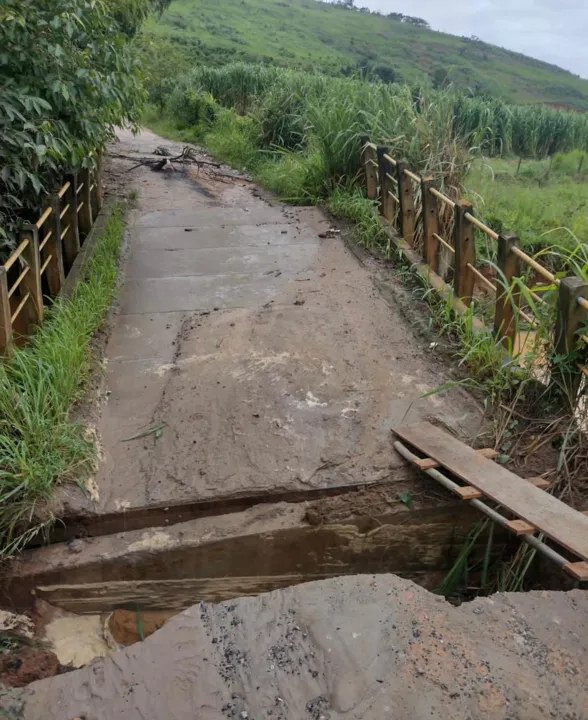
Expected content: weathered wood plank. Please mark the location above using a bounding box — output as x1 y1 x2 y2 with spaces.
415 457 440 470
7 502 486 610
394 422 588 560
37 576 331 613
414 447 498 471
525 476 552 490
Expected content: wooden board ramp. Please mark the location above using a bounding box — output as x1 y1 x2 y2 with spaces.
393 422 588 565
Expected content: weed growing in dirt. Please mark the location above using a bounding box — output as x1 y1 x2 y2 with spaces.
327 186 390 254
0 206 126 558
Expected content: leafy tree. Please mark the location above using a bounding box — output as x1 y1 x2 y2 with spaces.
0 0 169 252
109 0 172 36
432 68 450 90
137 35 192 109
368 64 401 84
402 16 430 29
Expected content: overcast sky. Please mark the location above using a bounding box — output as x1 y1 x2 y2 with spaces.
356 0 588 79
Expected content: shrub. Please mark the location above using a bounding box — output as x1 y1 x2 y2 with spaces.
254 85 308 150
166 87 219 130
0 0 169 254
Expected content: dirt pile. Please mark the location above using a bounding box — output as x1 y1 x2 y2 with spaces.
12 574 588 719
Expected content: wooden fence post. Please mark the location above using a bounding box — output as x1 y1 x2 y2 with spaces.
553 276 588 401
20 223 43 332
376 146 390 219
0 268 12 355
361 137 378 201
396 160 415 245
421 177 440 272
453 200 476 306
62 173 81 270
494 232 521 350
92 151 104 215
77 167 93 240
43 194 66 297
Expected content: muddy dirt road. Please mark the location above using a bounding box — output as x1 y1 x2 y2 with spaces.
2 132 587 720
61 128 481 518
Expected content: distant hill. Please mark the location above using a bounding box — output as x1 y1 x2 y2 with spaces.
144 0 588 111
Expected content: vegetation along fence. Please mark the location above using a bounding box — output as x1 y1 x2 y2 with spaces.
361 138 588 391
0 158 104 355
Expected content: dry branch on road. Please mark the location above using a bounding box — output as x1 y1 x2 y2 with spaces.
109 146 250 182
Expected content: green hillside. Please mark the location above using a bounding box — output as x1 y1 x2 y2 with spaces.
143 0 588 110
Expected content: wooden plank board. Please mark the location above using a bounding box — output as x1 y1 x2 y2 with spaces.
36 570 440 613
415 448 498 471
476 448 500 459
394 422 588 560
525 476 552 490
415 457 440 470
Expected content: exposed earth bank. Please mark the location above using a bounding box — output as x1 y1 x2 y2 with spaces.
5 574 587 720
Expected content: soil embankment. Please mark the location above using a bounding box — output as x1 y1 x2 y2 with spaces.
11 574 588 719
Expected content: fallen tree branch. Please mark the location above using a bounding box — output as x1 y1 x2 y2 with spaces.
109 151 222 170
109 146 251 182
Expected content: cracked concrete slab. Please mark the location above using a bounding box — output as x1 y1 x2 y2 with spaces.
136 223 316 250
126 243 318 279
137 206 288 228
64 128 482 516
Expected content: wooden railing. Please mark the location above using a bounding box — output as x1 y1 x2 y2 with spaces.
361 138 588 390
0 156 104 354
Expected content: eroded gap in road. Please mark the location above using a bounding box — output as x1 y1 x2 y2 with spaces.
2 489 574 681
2 495 482 659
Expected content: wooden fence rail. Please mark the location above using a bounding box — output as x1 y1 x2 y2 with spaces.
0 157 103 355
360 138 587 391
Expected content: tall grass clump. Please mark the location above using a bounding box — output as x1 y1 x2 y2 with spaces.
454 95 588 159
327 186 390 252
161 63 475 202
0 205 126 558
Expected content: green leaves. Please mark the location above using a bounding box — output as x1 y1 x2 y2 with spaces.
0 206 126 558
399 491 414 509
0 0 162 253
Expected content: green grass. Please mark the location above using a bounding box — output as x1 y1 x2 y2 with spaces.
466 154 588 262
327 186 390 253
146 63 588 273
142 0 588 110
0 205 126 558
